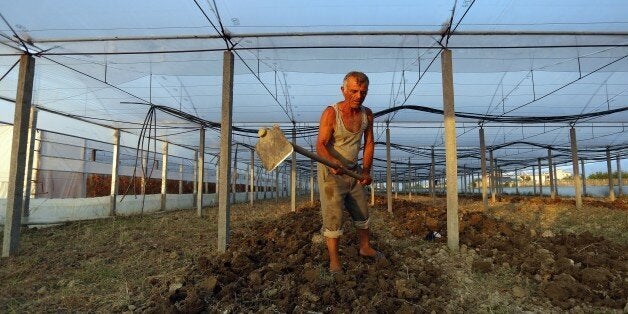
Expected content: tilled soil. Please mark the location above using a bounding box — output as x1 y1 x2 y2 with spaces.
149 205 450 312
150 196 627 313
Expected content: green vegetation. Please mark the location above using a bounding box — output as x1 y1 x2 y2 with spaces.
587 171 628 180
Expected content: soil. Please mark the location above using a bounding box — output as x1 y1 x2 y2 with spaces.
1 194 626 313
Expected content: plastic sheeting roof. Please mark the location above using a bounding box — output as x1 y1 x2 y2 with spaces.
1 1 627 179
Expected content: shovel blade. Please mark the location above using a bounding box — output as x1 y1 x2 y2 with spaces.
255 125 294 171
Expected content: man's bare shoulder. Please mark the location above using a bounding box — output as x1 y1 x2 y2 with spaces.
321 106 336 119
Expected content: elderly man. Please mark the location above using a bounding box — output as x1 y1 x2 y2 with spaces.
316 71 382 273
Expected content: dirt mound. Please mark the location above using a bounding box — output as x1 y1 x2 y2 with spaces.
150 205 449 312
393 201 628 311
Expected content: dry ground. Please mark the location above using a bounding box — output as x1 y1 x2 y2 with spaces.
1 194 626 313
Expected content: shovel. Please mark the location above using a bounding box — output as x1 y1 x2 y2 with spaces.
255 125 364 180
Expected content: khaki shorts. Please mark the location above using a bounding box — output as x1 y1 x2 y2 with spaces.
317 163 369 238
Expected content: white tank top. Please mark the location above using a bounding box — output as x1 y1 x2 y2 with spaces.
328 103 368 169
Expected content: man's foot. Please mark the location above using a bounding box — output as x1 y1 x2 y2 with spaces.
359 248 386 260
359 246 378 257
329 266 343 274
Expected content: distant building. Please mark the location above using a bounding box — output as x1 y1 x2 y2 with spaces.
514 168 572 185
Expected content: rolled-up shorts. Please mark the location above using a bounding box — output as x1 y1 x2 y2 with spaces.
317 163 369 238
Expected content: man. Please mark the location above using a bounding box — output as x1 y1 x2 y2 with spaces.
316 71 382 273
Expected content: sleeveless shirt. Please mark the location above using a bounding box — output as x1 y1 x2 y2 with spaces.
328 103 368 169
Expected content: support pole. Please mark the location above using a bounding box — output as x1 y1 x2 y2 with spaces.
548 148 555 199
232 144 238 204
215 156 220 205
218 50 234 252
580 158 587 196
569 126 582 209
462 166 467 194
489 149 495 203
617 154 623 197
291 126 297 211
250 149 255 206
441 49 459 252
532 166 537 195
394 164 398 198
275 167 279 203
22 106 38 218
197 127 205 216
606 147 615 201
538 158 543 196
310 155 315 206
110 129 120 216
515 169 519 194
178 162 183 195
3 54 35 257
553 164 559 197
193 151 198 207
161 142 168 211
430 146 436 203
407 157 412 200
386 127 393 213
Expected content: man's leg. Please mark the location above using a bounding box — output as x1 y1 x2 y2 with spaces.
326 236 342 272
357 228 378 257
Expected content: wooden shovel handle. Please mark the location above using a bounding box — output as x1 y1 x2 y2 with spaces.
292 145 365 180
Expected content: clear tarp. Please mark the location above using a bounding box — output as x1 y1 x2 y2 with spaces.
0 0 626 183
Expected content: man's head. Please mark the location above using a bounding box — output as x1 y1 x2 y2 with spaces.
341 71 369 109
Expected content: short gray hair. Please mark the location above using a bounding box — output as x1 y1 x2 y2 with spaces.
343 71 369 88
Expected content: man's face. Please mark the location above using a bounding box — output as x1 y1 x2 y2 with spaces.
341 78 368 109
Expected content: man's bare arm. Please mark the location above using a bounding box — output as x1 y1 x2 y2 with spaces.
316 107 344 174
360 108 374 185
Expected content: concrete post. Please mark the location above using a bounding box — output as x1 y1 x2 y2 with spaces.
3 54 35 257
548 148 555 199
441 49 459 252
193 151 198 207
538 158 543 196
489 149 496 203
291 127 297 211
394 164 398 198
250 148 255 206
110 129 120 216
580 159 587 196
160 142 168 211
218 50 234 252
553 164 558 196
22 106 38 217
617 154 623 197
178 162 183 194
430 146 436 203
515 169 519 194
310 156 315 206
197 127 205 216
606 147 615 201
569 126 582 209
407 157 412 199
386 127 393 213
231 144 238 204
275 167 279 203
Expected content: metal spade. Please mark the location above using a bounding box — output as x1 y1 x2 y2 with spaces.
255 125 364 180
